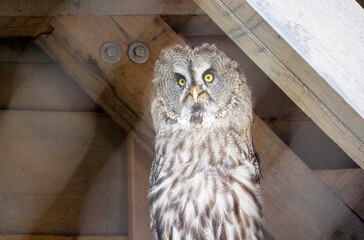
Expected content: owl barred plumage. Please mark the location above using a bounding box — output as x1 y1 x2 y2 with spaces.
149 44 263 240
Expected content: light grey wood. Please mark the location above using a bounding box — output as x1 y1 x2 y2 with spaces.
194 0 364 168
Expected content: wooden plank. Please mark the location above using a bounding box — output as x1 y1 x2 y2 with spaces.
35 15 186 153
0 63 100 112
254 115 364 239
0 17 52 37
194 0 364 168
0 110 128 235
0 235 128 240
314 168 364 220
127 135 154 240
0 0 202 16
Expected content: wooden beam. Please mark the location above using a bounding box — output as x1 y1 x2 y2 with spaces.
0 235 128 240
0 0 202 16
194 0 364 168
314 168 364 220
0 17 52 37
35 15 188 153
36 16 364 239
127 135 154 240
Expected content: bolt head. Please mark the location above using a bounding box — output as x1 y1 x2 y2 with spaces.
106 46 117 57
134 46 145 57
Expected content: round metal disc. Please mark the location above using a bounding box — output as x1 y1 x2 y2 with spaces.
128 42 150 64
100 41 122 63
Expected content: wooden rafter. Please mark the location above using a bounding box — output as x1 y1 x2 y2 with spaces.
0 0 202 16
36 15 364 239
194 0 364 169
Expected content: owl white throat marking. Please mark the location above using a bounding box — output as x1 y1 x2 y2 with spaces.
150 44 263 240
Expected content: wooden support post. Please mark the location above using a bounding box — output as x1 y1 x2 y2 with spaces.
194 0 364 169
36 15 364 239
127 134 154 240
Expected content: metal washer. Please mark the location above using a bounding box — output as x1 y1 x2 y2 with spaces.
100 41 122 64
128 42 150 64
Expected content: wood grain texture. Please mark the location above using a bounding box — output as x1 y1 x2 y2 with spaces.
194 0 364 168
0 236 128 240
127 135 154 240
0 110 128 235
254 115 364 240
0 17 52 37
314 168 364 220
0 0 202 16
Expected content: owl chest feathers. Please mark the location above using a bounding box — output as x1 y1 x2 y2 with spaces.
149 123 263 240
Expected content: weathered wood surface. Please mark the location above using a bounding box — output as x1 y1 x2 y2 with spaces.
0 110 128 235
194 0 364 169
0 0 202 16
127 135 154 240
314 168 364 220
0 236 128 240
0 17 52 37
36 15 187 153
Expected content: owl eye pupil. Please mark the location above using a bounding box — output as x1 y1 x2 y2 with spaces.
204 73 214 83
178 78 186 86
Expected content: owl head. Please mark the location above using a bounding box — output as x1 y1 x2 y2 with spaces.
151 44 252 133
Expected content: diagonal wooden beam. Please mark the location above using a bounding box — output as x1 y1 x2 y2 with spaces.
194 0 364 169
36 15 364 239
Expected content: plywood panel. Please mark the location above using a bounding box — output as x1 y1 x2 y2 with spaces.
314 168 364 220
264 118 357 169
0 110 128 235
0 63 100 112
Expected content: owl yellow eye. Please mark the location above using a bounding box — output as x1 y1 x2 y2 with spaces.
178 78 186 86
204 73 214 83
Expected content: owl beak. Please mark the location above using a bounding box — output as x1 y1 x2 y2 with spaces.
191 85 199 103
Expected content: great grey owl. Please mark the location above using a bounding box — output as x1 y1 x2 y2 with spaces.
149 44 263 240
